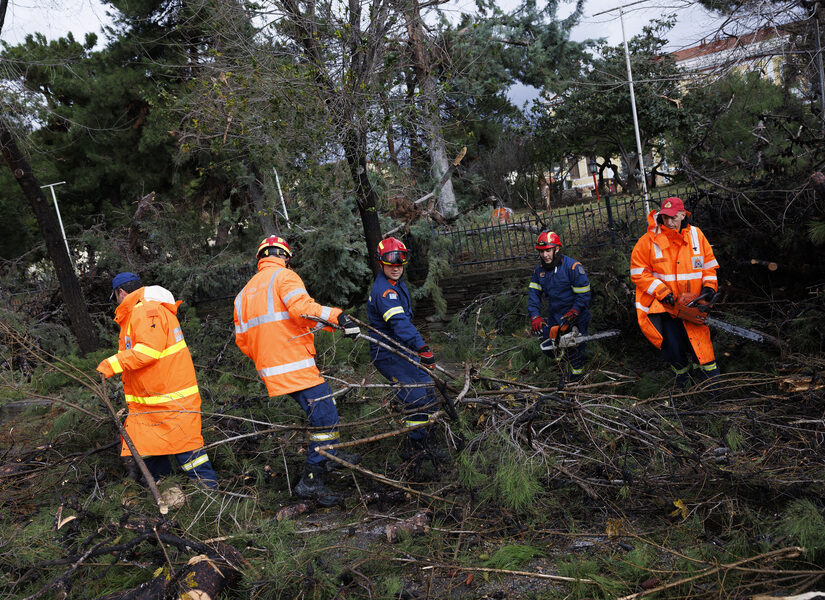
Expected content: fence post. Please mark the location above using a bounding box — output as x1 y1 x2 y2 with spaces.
605 193 617 246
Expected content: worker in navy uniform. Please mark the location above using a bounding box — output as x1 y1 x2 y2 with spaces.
527 231 592 382
367 237 447 464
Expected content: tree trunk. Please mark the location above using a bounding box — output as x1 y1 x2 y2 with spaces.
248 161 277 235
343 129 383 275
0 118 99 354
399 0 457 217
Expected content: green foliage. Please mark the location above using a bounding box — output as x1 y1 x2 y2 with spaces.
491 449 544 512
777 499 825 559
538 18 681 193
809 220 825 246
725 427 744 452
668 71 819 183
485 544 545 569
408 222 451 316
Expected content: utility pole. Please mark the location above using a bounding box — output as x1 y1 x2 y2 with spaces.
273 169 291 229
40 181 74 269
592 0 650 212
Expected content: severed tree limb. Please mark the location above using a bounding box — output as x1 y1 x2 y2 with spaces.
99 375 166 514
384 147 467 237
616 546 806 600
317 446 458 506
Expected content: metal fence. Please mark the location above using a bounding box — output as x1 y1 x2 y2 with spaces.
440 188 705 273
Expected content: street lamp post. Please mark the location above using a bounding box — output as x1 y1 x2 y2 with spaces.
588 158 600 201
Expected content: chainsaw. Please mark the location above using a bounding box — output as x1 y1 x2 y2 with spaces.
540 325 621 352
664 290 780 346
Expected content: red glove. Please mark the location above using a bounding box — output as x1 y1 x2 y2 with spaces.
531 316 546 335
418 345 436 368
561 309 579 326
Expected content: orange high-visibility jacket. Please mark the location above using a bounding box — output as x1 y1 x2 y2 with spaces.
234 256 342 396
630 210 719 364
96 286 204 457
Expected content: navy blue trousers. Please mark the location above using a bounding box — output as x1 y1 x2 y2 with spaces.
653 314 720 385
371 346 437 441
540 319 589 376
289 381 341 467
143 448 218 488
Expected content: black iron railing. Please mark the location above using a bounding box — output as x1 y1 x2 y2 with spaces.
440 188 705 273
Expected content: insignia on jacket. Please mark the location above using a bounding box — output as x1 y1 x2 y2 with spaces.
576 265 585 275
693 257 703 269
539 272 545 278
124 336 132 350
388 292 397 300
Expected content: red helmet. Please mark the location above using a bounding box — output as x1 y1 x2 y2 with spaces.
535 231 562 251
376 237 409 265
256 235 292 259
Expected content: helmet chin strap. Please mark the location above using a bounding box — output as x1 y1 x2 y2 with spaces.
541 249 562 269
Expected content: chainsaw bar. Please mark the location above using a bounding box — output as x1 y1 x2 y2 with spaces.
540 329 621 352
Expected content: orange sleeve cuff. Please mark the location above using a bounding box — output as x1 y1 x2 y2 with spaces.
96 359 115 379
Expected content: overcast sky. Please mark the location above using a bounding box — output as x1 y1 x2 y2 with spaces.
1 0 722 107
2 0 721 49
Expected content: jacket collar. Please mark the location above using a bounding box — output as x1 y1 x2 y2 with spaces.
114 287 145 325
257 256 287 271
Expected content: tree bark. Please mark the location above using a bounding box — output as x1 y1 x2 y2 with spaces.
343 129 383 275
0 117 99 354
398 0 457 217
248 160 277 235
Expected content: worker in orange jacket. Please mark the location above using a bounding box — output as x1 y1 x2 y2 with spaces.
234 236 361 506
97 273 217 488
630 197 721 388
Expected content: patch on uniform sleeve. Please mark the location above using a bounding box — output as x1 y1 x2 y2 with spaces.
382 289 398 299
539 271 545 278
575 264 586 275
693 257 703 269
388 292 398 300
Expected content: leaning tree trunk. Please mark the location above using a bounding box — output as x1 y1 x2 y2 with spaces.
0 117 99 354
343 128 383 275
399 0 457 218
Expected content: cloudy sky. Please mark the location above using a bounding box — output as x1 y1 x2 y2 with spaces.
2 0 721 49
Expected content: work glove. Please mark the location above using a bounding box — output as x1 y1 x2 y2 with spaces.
561 309 579 327
96 358 115 379
660 293 676 307
337 313 360 338
531 316 546 335
700 286 716 301
418 345 436 368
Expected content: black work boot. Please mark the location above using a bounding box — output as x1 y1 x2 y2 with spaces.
294 466 342 508
323 451 362 472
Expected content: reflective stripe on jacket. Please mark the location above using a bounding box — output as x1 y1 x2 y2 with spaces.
234 256 342 396
630 210 719 364
97 286 204 457
527 254 591 326
366 271 425 352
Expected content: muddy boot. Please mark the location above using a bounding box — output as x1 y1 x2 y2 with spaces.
324 451 362 472
294 466 342 508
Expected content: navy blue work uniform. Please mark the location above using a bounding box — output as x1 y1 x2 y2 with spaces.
527 255 592 376
367 271 437 440
143 449 218 488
